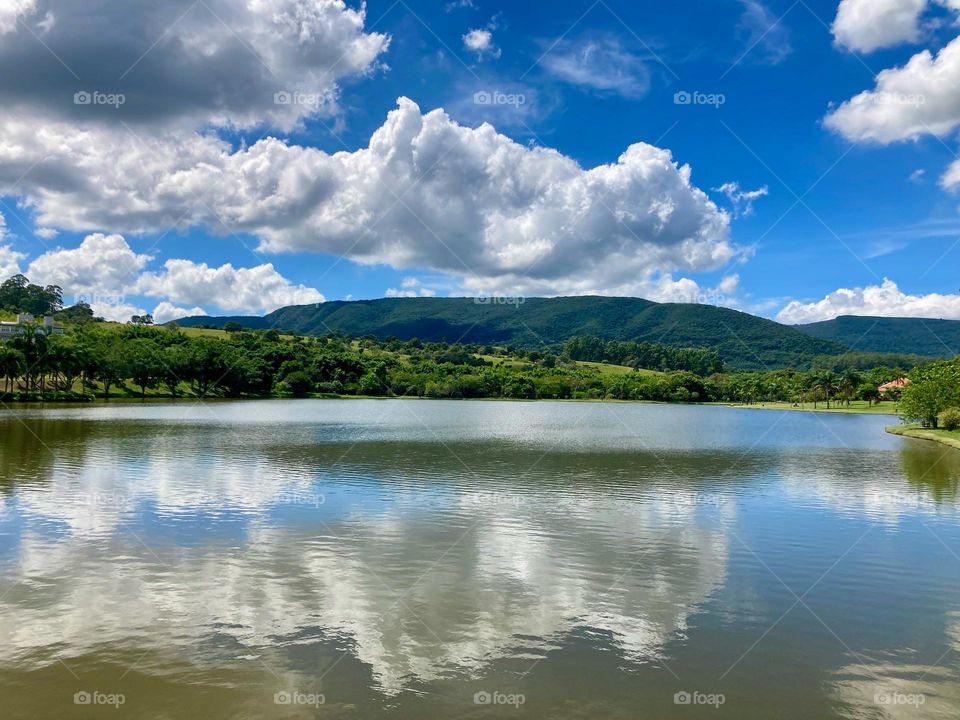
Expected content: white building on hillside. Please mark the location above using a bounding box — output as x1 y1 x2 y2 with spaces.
0 314 65 340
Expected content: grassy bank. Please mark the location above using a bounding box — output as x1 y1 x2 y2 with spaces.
886 424 960 450
709 400 898 415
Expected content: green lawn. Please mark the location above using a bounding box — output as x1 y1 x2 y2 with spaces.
574 361 661 376
720 400 899 415
176 326 230 339
886 424 960 450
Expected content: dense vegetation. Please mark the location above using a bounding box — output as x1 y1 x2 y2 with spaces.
0 275 63 316
800 315 960 358
899 358 960 428
564 336 724 375
0 315 912 407
176 296 851 370
0 274 934 407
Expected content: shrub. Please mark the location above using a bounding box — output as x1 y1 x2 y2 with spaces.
282 371 313 397
940 408 960 431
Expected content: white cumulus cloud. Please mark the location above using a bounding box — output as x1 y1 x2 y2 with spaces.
135 259 325 314
831 0 927 53
89 300 147 323
0 98 736 298
825 34 960 142
0 244 25 279
152 302 206 325
0 0 389 131
17 233 324 317
776 278 960 323
941 158 960 188
0 0 36 34
463 28 499 58
26 233 151 295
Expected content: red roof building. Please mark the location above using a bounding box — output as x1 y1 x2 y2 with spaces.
878 377 910 395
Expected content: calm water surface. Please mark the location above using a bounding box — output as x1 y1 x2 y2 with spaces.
1 400 959 718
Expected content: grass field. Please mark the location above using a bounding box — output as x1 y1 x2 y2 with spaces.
176 326 230 339
886 424 960 450
573 361 661 376
720 400 899 415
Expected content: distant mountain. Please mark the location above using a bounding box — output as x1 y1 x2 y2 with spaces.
798 316 960 357
174 296 848 370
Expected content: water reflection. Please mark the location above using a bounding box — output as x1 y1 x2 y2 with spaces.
0 400 958 719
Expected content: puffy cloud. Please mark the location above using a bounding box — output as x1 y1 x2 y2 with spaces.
463 28 499 58
0 244 25 279
825 32 960 143
385 277 437 298
941 159 960 188
0 0 389 131
541 37 650 98
0 0 36 34
90 299 148 323
776 278 960 323
135 259 325 314
17 233 323 316
152 302 206 325
0 99 735 297
26 233 151 294
713 182 769 217
831 0 927 53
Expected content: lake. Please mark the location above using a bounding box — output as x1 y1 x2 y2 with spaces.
1 399 959 718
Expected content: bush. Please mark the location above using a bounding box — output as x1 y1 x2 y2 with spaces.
940 408 960 431
282 371 313 397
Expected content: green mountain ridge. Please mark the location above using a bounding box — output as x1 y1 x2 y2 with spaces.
797 315 960 358
174 296 852 370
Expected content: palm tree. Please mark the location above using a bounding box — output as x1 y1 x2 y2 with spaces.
0 345 26 395
812 371 839 409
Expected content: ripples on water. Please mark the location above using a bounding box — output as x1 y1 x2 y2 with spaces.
0 400 959 718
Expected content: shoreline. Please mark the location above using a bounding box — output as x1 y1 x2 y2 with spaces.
2 394 899 416
886 425 960 451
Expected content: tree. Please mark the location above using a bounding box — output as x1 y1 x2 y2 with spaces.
130 314 154 326
223 321 243 333
0 274 63 315
57 302 97 325
0 345 25 395
160 344 190 396
126 339 163 397
283 370 313 397
900 360 960 428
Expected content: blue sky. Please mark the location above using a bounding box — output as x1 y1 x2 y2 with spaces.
1 0 960 324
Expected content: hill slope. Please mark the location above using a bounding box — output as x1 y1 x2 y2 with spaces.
798 316 960 357
175 296 847 370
